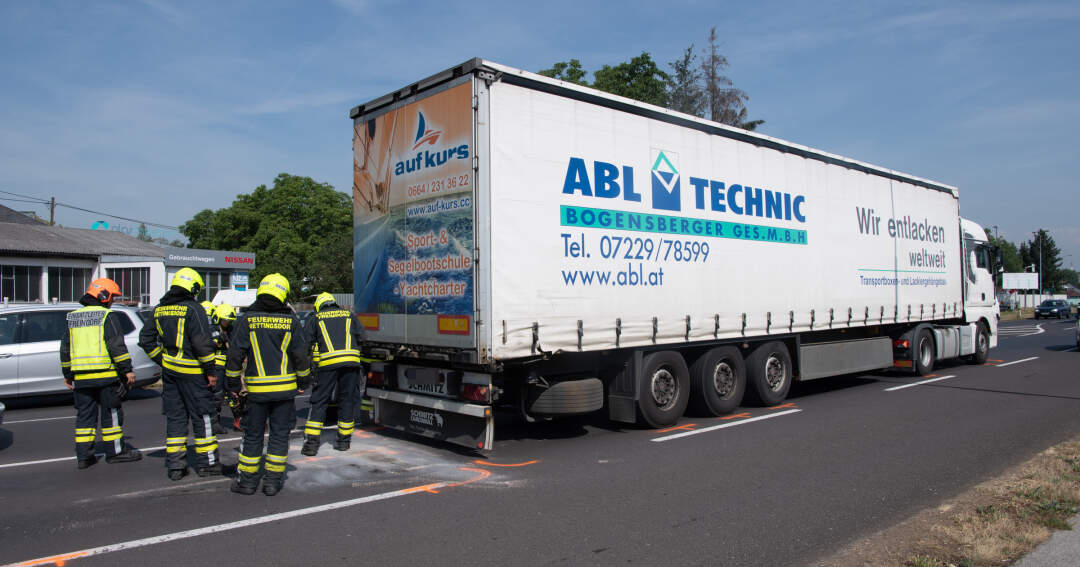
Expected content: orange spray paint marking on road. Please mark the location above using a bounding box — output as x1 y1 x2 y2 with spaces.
657 423 697 433
721 412 752 420
14 550 90 566
445 467 492 488
472 459 539 468
768 403 797 410
402 483 441 494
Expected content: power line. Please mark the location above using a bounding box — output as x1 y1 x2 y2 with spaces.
0 196 47 205
0 188 178 230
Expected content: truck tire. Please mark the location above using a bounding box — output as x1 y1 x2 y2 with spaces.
689 346 745 416
914 329 936 376
526 378 604 418
637 351 690 428
746 341 792 406
970 323 990 365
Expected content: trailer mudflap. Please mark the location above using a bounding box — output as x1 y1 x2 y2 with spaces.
369 388 494 451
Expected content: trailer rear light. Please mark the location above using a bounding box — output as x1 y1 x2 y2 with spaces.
893 339 910 349
367 370 385 387
460 383 490 403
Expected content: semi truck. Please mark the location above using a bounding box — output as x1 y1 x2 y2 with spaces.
348 59 1000 451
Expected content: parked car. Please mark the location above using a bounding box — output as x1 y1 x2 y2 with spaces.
0 303 160 398
1034 299 1070 319
0 400 5 426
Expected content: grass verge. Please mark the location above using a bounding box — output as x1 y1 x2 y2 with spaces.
818 436 1080 567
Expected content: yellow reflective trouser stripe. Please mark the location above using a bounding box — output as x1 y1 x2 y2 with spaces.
304 420 323 436
166 437 187 453
337 421 355 434
238 464 260 473
74 370 117 380
75 427 96 443
280 332 291 376
250 332 266 377
238 454 261 464
194 436 218 453
264 453 287 472
101 425 123 441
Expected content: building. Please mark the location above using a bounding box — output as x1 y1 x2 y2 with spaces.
0 215 254 306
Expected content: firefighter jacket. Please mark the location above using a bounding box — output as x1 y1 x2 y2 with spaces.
60 295 133 389
225 296 311 402
138 287 217 377
213 325 230 373
303 307 364 370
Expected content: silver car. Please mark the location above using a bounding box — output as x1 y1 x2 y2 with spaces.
0 303 160 398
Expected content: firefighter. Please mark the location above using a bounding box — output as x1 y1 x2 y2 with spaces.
60 278 142 469
138 268 222 480
213 303 243 431
225 273 311 496
201 300 228 435
301 292 365 456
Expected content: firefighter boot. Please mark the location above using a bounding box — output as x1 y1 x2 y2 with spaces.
168 468 188 481
77 455 98 470
231 472 258 495
106 447 143 464
301 436 320 456
334 435 351 452
262 473 284 496
197 463 223 477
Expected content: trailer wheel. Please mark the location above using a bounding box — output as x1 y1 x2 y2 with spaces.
689 347 746 416
636 351 690 428
914 329 936 376
970 323 990 365
746 342 792 406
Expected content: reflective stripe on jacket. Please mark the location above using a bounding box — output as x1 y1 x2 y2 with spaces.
59 305 132 388
226 310 310 401
138 297 216 377
303 308 364 369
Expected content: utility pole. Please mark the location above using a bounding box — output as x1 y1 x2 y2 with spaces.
1033 230 1043 301
49 196 55 226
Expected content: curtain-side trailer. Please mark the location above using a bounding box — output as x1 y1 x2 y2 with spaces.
348 59 1000 451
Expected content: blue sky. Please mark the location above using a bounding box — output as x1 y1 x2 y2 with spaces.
1 1 1078 267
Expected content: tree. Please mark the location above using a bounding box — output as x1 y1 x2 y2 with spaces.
180 173 353 297
666 46 704 116
592 52 669 107
700 27 762 130
1020 229 1065 293
538 59 589 85
985 232 1022 273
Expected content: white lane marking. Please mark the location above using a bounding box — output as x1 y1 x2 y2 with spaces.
996 356 1039 367
2 415 75 425
8 481 446 566
997 324 1045 337
651 409 802 442
0 437 244 470
1021 324 1046 337
884 375 956 392
75 478 233 504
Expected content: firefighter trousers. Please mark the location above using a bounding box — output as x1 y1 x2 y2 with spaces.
304 366 359 439
236 398 296 486
73 382 125 461
161 371 219 470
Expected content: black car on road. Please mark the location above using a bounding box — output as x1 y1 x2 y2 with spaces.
1034 299 1070 319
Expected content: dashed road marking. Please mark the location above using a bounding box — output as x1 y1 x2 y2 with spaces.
651 409 802 442
884 375 956 392
996 356 1039 367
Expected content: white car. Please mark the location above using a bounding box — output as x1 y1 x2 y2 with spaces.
0 303 160 398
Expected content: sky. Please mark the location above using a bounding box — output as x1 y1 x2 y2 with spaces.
1 1 1077 267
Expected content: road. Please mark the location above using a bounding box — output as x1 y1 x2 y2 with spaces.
1 318 1077 566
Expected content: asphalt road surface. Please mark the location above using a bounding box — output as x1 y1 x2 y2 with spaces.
1 319 1078 566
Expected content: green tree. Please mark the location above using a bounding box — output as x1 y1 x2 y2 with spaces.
538 59 590 85
701 27 762 130
666 45 704 116
180 173 353 297
592 52 670 107
1020 229 1065 293
985 232 1023 273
